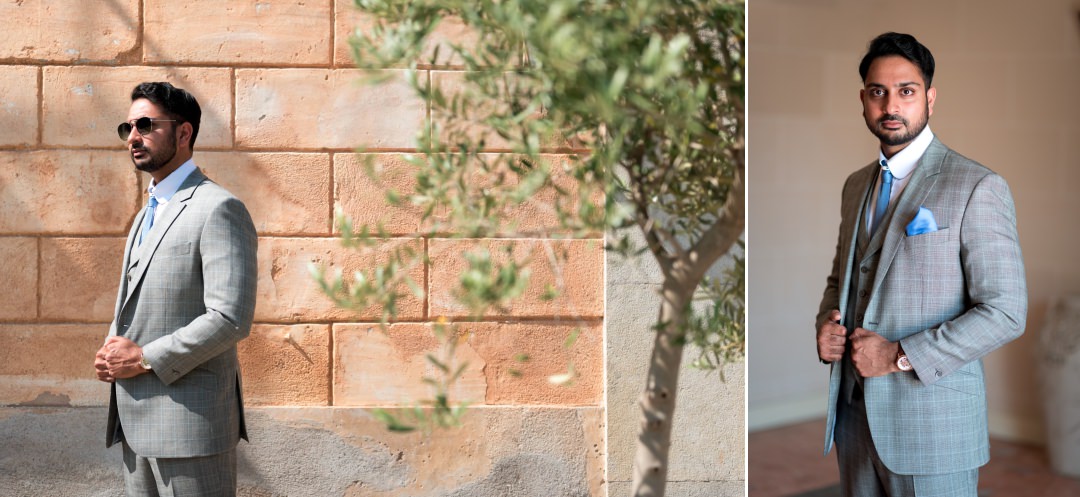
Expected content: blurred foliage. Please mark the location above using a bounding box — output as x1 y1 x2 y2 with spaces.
370 320 470 432
317 0 745 433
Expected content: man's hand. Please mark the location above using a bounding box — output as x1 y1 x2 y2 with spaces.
850 327 900 377
94 344 114 383
817 309 847 363
103 336 149 379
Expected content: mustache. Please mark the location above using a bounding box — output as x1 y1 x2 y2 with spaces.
878 114 908 126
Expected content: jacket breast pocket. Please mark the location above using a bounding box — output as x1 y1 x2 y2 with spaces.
903 227 950 250
898 227 963 323
156 241 192 258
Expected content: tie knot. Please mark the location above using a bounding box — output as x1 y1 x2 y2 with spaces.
148 195 158 208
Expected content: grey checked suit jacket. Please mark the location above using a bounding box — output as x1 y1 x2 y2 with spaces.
106 168 258 458
816 138 1027 475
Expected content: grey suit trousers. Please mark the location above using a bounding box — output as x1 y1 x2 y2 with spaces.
836 387 978 497
123 442 237 497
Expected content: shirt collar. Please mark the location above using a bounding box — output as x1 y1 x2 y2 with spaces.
877 125 934 180
147 159 197 202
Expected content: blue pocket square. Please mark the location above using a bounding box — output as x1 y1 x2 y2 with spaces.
906 206 938 236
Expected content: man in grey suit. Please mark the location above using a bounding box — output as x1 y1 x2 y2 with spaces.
94 82 258 496
815 33 1027 496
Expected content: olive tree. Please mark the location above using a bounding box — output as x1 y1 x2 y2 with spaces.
317 1 744 495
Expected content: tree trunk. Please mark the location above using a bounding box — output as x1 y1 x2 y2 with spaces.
630 283 693 496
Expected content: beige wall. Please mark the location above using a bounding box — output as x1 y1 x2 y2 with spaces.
0 1 610 495
749 0 1080 444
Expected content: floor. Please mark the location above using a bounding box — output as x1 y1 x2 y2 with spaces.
749 419 1080 497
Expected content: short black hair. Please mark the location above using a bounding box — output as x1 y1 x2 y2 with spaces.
858 32 935 88
130 82 202 149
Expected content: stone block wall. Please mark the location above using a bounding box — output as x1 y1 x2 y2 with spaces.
0 1 608 495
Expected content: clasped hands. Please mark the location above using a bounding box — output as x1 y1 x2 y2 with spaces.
95 336 149 382
817 309 901 377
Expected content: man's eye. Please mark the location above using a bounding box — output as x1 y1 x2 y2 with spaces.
900 88 915 96
871 89 885 97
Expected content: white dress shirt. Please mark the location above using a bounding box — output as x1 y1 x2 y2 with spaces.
866 126 935 232
146 159 197 224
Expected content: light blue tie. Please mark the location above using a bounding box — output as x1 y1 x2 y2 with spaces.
139 195 158 246
871 162 893 236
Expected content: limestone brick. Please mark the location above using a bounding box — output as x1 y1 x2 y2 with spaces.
0 150 140 235
0 324 109 406
238 324 330 406
428 238 603 318
42 66 233 149
466 321 602 405
430 71 510 151
0 238 38 321
198 152 331 235
334 3 479 67
39 238 126 322
235 68 425 150
335 321 602 406
332 323 487 406
430 72 580 152
333 313 604 404
144 1 332 65
256 237 424 322
0 0 138 63
334 153 602 237
334 153 428 235
0 66 39 147
468 154 604 235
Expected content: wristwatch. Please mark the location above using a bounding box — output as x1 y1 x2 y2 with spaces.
896 352 912 372
139 355 152 371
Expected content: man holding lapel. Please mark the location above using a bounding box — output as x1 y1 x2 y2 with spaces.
815 33 1027 496
94 82 257 496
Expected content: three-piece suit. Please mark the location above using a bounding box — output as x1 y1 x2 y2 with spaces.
106 167 257 484
816 137 1027 484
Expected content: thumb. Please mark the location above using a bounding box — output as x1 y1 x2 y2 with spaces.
828 309 842 322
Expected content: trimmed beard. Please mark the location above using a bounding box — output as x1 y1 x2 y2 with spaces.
867 103 929 148
131 132 178 174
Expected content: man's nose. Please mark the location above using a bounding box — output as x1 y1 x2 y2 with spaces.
884 94 900 114
125 126 141 147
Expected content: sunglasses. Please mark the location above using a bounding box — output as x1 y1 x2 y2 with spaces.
117 117 179 140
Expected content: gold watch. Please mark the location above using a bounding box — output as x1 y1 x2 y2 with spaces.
139 355 152 371
896 352 912 371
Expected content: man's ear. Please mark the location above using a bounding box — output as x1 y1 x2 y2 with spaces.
177 121 194 149
927 87 936 117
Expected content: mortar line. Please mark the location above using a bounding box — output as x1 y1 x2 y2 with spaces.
35 65 43 146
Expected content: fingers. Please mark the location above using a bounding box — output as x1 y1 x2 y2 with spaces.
850 327 881 341
816 310 847 362
94 354 114 382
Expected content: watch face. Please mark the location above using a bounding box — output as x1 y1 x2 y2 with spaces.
897 355 912 371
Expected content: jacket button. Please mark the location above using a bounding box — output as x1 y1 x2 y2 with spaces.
935 370 943 377
860 266 869 273
859 290 867 297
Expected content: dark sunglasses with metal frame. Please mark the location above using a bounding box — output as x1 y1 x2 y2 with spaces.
117 117 180 140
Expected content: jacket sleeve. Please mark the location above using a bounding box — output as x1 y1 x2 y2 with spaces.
140 197 259 385
899 173 1027 385
817 173 858 331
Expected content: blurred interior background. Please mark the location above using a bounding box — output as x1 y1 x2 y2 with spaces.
748 0 1080 494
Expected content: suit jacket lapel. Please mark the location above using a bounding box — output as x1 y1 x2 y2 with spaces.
836 164 877 329
120 169 208 313
866 138 947 300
